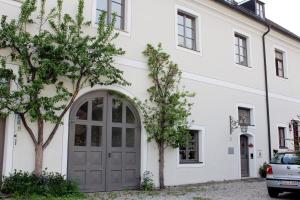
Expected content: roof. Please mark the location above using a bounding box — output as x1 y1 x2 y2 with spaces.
213 0 300 43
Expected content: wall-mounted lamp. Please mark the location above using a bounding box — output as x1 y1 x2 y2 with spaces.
229 115 253 135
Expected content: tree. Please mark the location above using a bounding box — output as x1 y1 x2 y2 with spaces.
138 44 194 189
0 0 128 176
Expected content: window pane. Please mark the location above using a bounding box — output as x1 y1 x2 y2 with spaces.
179 150 187 160
126 128 135 147
114 16 123 30
177 14 184 25
239 47 244 56
178 35 184 46
97 0 108 11
178 25 184 36
180 130 199 164
276 51 283 60
185 38 193 49
76 102 88 120
235 36 239 46
112 99 122 123
185 27 193 39
126 107 135 123
91 126 102 147
75 125 87 146
112 1 122 16
235 54 240 63
189 151 196 160
92 98 103 121
112 127 122 147
185 17 193 28
234 44 239 53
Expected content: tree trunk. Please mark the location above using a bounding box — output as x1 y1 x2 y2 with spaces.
158 142 165 189
34 119 44 176
34 143 43 176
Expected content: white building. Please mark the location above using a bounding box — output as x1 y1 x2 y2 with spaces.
1 0 300 192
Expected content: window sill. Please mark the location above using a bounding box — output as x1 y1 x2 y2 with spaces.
176 45 202 56
279 147 288 149
92 23 130 37
235 63 252 70
276 76 288 80
177 162 205 168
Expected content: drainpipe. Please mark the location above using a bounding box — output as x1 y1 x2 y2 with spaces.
262 24 271 161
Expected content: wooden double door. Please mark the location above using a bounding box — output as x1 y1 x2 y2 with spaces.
68 91 141 192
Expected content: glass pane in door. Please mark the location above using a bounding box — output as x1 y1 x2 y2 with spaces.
112 99 122 123
92 98 104 121
112 127 122 147
75 125 87 146
91 126 102 147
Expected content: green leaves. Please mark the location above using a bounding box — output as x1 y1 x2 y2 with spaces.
139 43 195 149
0 0 127 127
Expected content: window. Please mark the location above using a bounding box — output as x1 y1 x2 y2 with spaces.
179 130 200 164
96 0 125 30
238 107 251 125
177 11 196 50
234 34 248 67
278 127 286 148
275 50 285 78
256 1 265 18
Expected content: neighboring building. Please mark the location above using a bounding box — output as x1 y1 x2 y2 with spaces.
1 0 300 192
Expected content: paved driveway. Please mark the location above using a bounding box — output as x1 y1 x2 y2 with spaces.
88 179 300 200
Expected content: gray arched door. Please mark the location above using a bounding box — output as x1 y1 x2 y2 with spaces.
68 91 141 192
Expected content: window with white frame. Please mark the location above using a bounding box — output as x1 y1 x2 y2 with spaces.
275 50 286 78
234 33 249 67
278 127 286 149
96 0 125 30
177 11 197 50
179 130 203 164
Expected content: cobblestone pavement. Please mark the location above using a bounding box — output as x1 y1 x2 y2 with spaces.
88 179 300 200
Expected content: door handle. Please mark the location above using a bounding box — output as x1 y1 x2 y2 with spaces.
108 153 111 158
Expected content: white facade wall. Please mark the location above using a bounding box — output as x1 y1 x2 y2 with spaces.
1 0 300 186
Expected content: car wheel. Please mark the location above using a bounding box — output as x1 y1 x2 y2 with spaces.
268 187 280 198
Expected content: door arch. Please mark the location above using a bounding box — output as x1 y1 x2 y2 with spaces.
68 91 141 192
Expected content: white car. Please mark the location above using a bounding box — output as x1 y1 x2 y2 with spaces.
266 152 300 198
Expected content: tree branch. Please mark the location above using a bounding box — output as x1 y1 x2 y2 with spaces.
42 77 82 150
20 113 38 145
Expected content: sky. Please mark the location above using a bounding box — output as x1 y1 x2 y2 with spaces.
237 0 300 36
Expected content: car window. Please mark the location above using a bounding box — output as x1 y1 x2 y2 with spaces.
271 153 300 165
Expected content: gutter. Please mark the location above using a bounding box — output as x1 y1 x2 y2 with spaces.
262 24 272 161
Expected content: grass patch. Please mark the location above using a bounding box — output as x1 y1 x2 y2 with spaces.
193 197 211 200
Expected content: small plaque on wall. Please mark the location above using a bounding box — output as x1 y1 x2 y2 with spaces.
258 150 263 158
228 147 234 155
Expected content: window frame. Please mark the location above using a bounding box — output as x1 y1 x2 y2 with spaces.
177 125 205 168
234 33 249 67
175 5 202 55
92 0 132 36
95 0 125 30
177 11 197 51
179 130 199 164
275 49 287 78
278 127 286 149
